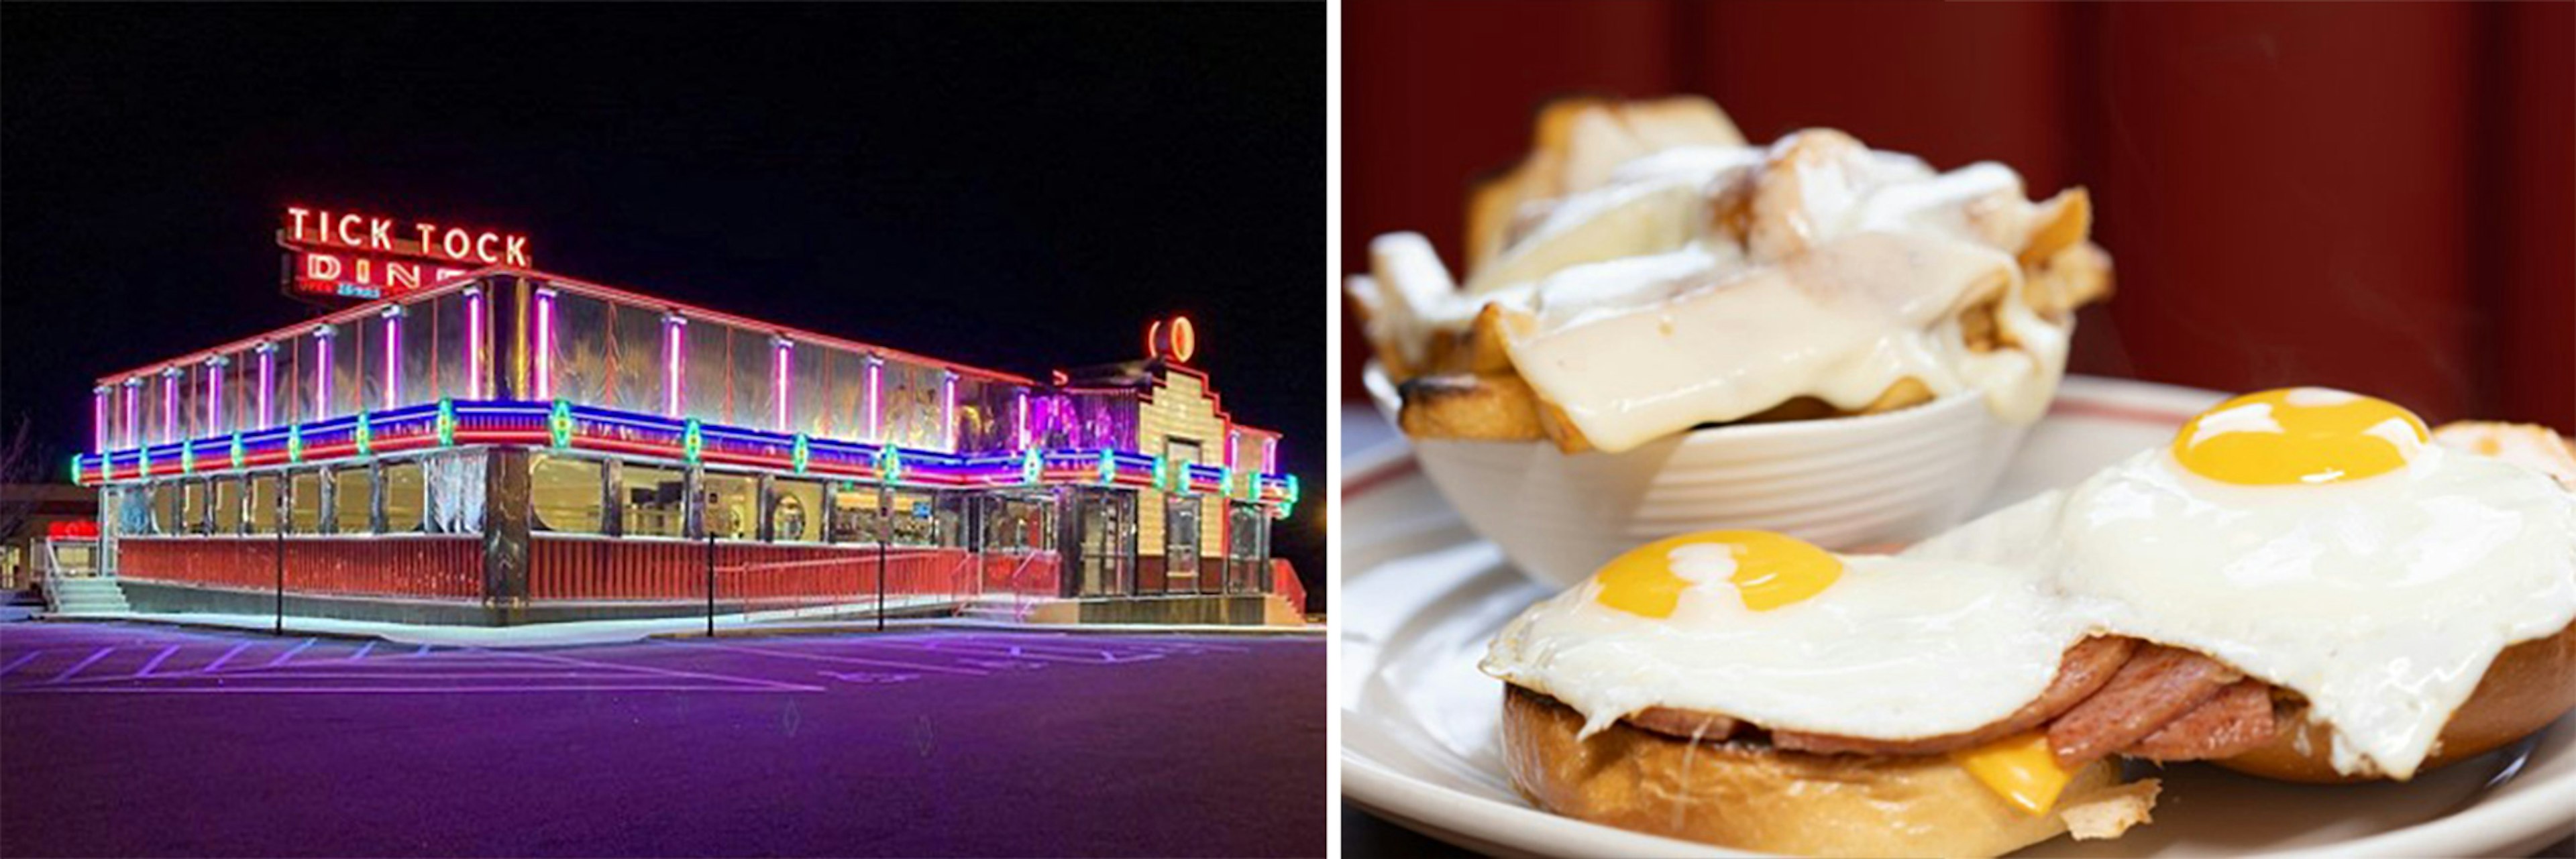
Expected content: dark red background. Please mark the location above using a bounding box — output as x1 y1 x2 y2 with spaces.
1343 1 2573 432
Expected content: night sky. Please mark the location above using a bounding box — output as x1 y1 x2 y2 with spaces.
1 4 1326 603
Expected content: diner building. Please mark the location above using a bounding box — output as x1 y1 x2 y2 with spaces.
69 268 1301 626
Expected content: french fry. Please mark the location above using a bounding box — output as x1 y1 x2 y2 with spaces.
1617 97 1748 151
2019 188 2092 269
1397 373 1547 442
2024 241 2114 321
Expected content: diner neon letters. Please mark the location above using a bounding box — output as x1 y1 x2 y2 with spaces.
284 207 531 267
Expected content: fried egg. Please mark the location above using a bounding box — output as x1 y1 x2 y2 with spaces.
1481 530 2092 743
1912 387 2576 779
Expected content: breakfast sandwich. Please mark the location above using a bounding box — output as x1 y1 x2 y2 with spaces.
1485 390 2576 857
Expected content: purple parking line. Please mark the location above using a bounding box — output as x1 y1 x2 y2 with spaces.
492 646 828 691
49 648 115 684
199 641 255 674
259 640 316 669
134 646 182 678
349 641 376 661
0 650 42 677
672 641 990 678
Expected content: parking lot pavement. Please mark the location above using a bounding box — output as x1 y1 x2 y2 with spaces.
1 620 1325 858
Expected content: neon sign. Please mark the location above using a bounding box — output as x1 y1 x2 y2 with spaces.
280 207 532 301
1146 314 1197 363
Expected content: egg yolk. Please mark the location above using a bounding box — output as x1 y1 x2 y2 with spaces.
1951 733 2074 815
2171 387 2430 485
1594 530 1843 618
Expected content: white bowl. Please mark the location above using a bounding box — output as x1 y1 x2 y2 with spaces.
1364 363 2033 589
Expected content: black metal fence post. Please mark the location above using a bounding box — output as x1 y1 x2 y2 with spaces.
876 482 890 633
705 532 716 637
273 528 284 636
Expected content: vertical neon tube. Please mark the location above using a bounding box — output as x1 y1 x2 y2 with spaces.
941 372 956 452
256 343 276 428
772 337 792 432
865 356 883 441
206 357 225 435
464 287 485 400
162 369 178 443
316 326 334 418
382 307 402 409
1014 389 1029 451
533 288 556 400
123 380 140 449
663 314 686 418
93 388 108 454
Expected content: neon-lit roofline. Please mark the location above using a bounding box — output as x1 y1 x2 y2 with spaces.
97 266 1038 388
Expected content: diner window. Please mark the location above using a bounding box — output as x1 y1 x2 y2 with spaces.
770 478 825 543
827 483 883 544
382 459 426 533
330 465 374 534
180 479 207 535
530 453 605 534
620 463 688 538
287 470 323 534
977 492 1053 552
425 451 486 534
248 475 281 534
212 477 244 535
112 485 152 536
701 471 757 540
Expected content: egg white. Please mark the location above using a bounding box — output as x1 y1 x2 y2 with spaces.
1481 551 2090 742
1909 444 2576 779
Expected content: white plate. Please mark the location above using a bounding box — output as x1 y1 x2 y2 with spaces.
1341 376 2576 858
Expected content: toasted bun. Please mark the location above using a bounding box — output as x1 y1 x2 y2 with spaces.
2218 620 2576 783
1501 686 2141 858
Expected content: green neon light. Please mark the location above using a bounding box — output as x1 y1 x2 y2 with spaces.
1284 473 1301 504
435 398 457 447
549 399 574 449
1096 449 1116 485
287 425 303 463
792 434 810 473
1150 455 1169 493
68 454 83 485
1020 449 1042 485
354 410 372 456
682 418 704 463
228 433 245 469
875 446 903 483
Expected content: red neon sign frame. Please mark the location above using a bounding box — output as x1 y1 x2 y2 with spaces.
280 207 531 301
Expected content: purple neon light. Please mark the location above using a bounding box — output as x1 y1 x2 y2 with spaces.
256 345 275 428
123 382 139 449
93 389 107 454
773 338 792 431
866 357 883 441
316 328 333 418
534 290 555 400
162 370 178 443
383 311 400 409
466 289 486 400
941 373 956 452
206 359 224 434
1014 389 1028 449
664 316 685 418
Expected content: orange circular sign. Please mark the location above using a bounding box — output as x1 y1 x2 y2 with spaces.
1147 315 1197 363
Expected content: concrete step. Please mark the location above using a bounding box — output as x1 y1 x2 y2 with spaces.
44 578 131 614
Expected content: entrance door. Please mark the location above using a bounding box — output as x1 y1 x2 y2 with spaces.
1163 493 1199 593
1075 490 1134 596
